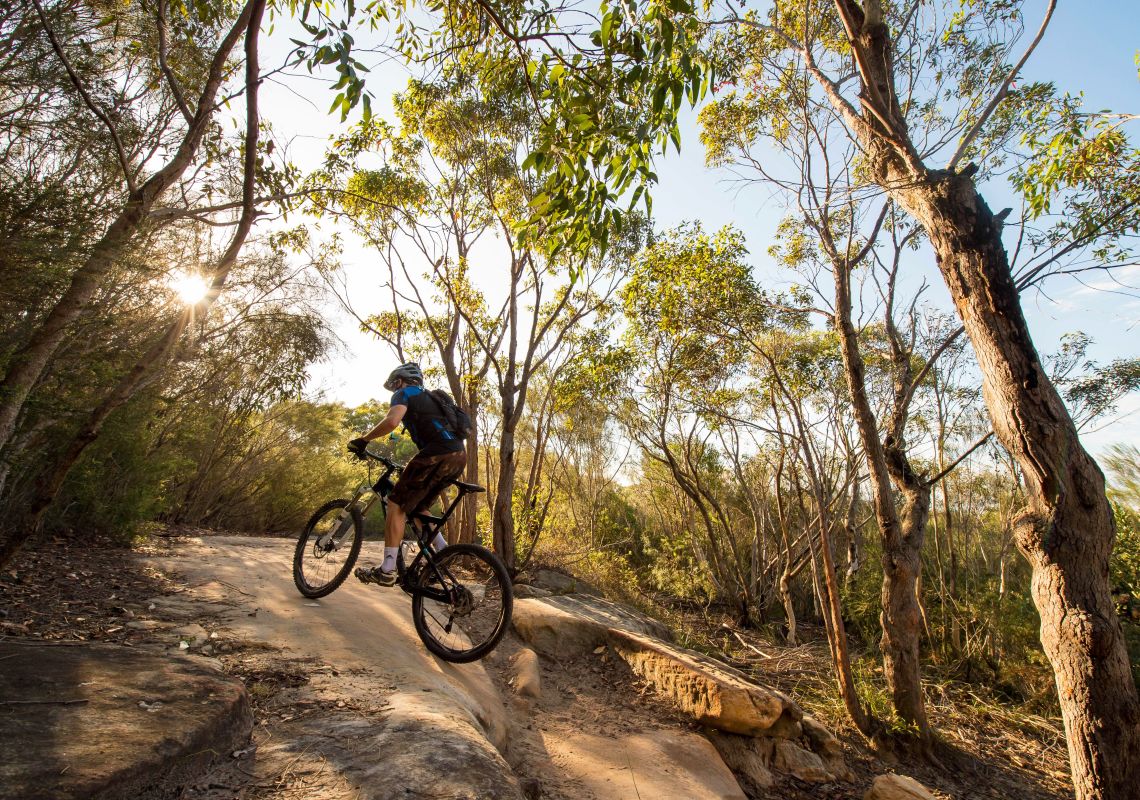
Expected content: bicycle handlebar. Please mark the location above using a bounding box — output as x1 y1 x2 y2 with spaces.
371 452 403 471
348 441 404 472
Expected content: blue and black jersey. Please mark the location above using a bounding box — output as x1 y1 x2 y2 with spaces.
391 386 466 456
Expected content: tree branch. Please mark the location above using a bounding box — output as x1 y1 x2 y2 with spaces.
28 0 136 191
947 0 1057 170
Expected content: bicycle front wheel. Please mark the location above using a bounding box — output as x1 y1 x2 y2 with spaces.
411 543 513 663
293 499 363 598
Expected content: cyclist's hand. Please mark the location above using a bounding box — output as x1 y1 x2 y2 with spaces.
347 437 370 457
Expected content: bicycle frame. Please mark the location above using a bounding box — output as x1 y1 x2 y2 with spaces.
354 451 470 605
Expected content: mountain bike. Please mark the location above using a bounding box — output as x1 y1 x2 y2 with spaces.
292 447 513 663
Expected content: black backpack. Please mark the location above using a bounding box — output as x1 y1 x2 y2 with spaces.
428 389 473 440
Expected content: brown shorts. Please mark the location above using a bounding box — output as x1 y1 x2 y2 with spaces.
389 450 467 515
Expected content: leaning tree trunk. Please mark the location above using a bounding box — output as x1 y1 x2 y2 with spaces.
813 4 1135 790
893 173 1140 798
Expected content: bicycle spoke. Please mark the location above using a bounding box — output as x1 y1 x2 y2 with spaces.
412 545 511 661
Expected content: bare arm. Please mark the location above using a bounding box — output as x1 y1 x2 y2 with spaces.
363 404 406 441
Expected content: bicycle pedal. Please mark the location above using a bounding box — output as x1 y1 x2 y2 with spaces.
354 566 375 584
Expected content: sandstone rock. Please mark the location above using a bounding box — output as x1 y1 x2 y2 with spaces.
608 629 800 736
706 731 775 795
511 596 675 659
355 694 524 799
513 584 553 599
801 714 843 757
765 712 803 739
801 714 852 780
511 598 608 659
527 568 601 596
0 641 251 800
772 739 833 783
865 773 938 800
512 647 542 699
542 729 747 800
124 619 164 630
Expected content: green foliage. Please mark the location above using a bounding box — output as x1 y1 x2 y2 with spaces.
1111 502 1140 596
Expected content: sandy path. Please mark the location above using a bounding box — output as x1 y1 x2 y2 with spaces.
143 535 517 799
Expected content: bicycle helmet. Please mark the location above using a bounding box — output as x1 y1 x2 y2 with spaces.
384 362 424 391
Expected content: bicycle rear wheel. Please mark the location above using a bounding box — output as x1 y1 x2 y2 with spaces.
411 543 513 663
293 499 363 598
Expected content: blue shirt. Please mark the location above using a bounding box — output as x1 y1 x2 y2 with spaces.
391 386 464 455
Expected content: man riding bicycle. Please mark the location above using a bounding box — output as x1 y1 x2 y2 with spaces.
349 362 466 586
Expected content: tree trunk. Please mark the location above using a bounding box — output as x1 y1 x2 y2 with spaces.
845 477 863 586
833 260 931 738
779 570 797 645
493 416 517 571
891 168 1140 798
819 6 1136 787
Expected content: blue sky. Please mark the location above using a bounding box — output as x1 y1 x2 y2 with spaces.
261 1 1140 458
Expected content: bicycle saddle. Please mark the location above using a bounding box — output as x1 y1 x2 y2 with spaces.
451 479 486 494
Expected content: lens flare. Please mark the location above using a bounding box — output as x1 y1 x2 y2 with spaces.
170 271 210 305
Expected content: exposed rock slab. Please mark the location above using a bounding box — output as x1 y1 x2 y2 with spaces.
523 569 602 597
865 773 938 800
143 536 520 797
349 695 524 799
542 729 746 800
512 595 673 661
512 598 608 659
608 629 800 736
0 641 251 800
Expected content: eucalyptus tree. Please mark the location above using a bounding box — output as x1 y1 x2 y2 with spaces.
0 0 268 467
309 79 509 543
618 223 766 613
313 66 628 566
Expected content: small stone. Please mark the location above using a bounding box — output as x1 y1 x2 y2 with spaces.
513 648 542 699
864 773 938 800
773 739 833 783
126 620 163 631
172 623 208 643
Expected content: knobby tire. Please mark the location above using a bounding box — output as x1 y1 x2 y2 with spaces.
293 499 364 598
411 543 513 663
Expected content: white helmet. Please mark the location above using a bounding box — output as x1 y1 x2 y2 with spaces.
384 362 423 391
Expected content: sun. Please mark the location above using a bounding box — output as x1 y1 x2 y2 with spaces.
170 271 210 305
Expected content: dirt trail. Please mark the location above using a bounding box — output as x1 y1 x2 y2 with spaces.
142 535 753 799
142 535 517 799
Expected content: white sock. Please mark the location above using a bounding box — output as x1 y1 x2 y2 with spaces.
381 546 398 572
432 532 447 551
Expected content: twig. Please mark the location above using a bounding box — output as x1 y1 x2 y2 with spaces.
0 698 89 705
731 630 772 659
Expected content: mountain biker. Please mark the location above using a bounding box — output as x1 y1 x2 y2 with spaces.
349 362 466 586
